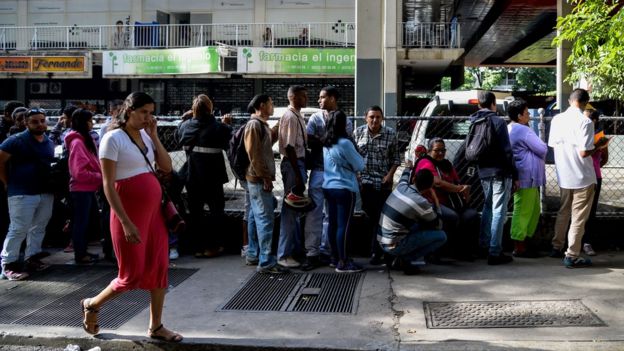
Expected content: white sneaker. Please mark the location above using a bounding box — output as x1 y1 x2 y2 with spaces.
241 244 249 258
278 256 301 268
169 248 179 260
583 243 596 256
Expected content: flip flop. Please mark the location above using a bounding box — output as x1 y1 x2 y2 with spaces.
148 324 183 342
80 298 100 335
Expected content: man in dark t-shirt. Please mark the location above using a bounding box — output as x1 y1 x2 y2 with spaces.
0 108 55 281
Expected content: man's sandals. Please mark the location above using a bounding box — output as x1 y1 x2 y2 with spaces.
80 298 100 335
148 324 183 342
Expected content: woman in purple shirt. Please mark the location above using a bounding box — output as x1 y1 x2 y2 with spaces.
507 99 547 257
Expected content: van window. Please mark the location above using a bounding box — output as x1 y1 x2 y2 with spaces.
430 104 479 116
425 118 471 139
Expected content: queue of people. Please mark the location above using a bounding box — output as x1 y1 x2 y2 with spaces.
0 87 613 341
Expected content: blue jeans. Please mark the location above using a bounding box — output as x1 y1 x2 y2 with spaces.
278 158 307 260
1 194 54 267
241 181 258 260
304 169 327 257
480 176 512 256
71 191 98 260
247 181 277 268
323 188 356 262
383 227 446 261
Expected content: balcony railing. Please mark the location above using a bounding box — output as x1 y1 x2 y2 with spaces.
0 22 355 51
399 22 460 48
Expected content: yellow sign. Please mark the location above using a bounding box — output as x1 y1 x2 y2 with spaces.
32 56 85 72
0 57 32 72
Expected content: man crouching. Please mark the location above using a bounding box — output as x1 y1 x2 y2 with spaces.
377 168 447 275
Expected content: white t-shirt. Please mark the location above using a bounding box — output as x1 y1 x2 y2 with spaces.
99 128 155 180
548 106 596 189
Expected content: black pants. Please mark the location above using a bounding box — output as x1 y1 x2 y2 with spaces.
583 178 602 245
360 184 392 256
187 181 225 252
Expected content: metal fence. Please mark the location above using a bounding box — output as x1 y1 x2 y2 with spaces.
404 115 624 217
0 22 355 51
100 115 624 218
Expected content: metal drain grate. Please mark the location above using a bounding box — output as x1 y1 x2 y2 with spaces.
219 272 364 314
0 265 197 328
424 300 606 329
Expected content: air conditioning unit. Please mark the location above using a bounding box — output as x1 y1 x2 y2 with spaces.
49 82 62 94
30 82 47 94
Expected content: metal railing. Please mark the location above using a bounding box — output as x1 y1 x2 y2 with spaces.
0 22 355 51
399 22 460 48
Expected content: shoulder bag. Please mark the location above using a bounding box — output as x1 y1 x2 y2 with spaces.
123 129 186 234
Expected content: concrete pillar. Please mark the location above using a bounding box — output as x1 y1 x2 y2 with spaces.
254 0 267 46
16 1 28 50
355 0 383 116
383 0 398 116
131 0 143 22
556 0 573 111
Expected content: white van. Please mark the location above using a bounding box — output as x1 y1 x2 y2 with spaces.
405 90 513 162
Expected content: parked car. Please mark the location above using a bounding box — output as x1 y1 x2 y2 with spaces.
269 107 322 155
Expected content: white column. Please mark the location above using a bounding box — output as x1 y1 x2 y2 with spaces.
556 0 573 111
383 0 398 116
254 0 267 46
16 0 28 50
355 0 383 116
131 0 143 22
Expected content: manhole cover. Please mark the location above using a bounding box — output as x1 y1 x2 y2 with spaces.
424 300 606 329
0 265 197 329
219 272 364 314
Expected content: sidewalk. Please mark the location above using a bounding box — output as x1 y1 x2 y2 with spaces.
1 248 624 351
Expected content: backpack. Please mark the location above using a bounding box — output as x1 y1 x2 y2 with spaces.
227 119 265 181
464 114 495 162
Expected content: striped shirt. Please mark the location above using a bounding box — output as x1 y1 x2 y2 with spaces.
377 168 440 245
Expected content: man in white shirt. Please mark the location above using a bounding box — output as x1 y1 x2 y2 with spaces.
548 88 609 268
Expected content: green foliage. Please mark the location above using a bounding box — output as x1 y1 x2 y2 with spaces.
554 0 624 100
514 68 556 93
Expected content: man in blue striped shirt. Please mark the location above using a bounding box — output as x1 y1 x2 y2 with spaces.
377 167 447 275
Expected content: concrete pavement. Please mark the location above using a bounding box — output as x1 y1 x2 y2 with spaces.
1 249 624 351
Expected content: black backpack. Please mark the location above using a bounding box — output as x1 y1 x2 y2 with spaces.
227 119 265 181
464 114 495 162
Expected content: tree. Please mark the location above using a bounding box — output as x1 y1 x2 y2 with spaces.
514 68 556 93
554 0 624 100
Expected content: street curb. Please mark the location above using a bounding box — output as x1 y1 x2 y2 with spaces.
0 333 358 351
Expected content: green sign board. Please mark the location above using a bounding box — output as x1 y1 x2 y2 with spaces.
237 47 354 75
103 46 220 76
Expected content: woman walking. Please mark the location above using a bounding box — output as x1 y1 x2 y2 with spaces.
65 109 102 264
323 111 365 272
80 92 182 342
507 99 547 257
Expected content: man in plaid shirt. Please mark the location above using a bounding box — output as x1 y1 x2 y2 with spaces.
354 105 401 265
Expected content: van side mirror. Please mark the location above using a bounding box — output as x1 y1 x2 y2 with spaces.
447 100 454 114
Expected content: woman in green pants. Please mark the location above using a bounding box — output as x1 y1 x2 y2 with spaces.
507 99 547 257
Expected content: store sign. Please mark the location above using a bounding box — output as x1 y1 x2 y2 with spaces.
0 57 32 72
103 47 220 76
237 47 355 75
0 56 85 73
32 56 85 72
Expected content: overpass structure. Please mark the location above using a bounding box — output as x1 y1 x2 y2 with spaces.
355 0 572 116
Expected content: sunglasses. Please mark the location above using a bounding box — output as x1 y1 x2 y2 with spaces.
27 108 46 117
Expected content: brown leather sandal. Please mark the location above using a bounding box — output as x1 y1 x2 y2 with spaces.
80 298 100 335
148 324 183 342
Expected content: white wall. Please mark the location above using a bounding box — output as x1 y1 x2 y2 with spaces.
0 0 354 26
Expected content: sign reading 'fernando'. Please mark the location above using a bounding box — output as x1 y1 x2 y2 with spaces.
103 47 220 76
238 48 354 75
